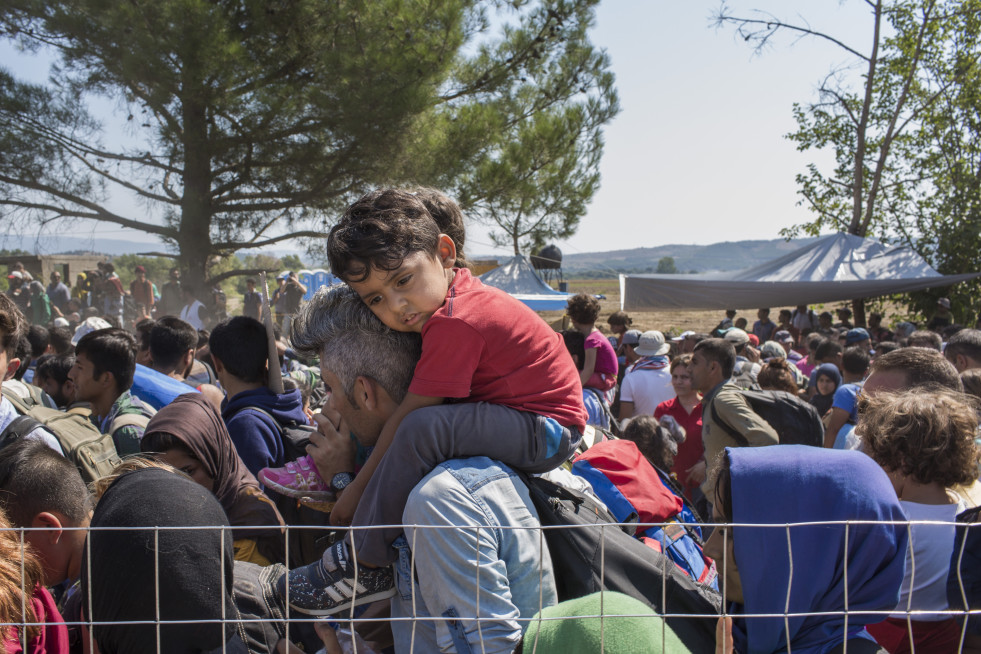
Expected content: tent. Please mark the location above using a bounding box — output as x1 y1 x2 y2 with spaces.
621 233 981 310
479 254 571 311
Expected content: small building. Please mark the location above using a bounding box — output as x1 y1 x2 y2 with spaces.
1 254 106 286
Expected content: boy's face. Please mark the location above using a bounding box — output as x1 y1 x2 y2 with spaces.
349 237 456 333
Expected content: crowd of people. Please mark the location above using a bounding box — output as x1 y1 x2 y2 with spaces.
0 188 979 654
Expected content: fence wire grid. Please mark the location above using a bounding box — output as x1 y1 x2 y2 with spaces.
2 518 979 653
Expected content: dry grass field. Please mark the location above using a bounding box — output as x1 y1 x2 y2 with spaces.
536 278 901 337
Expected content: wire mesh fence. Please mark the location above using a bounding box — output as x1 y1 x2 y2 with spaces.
1 518 978 653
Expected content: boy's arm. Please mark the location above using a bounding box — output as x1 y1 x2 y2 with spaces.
329 392 444 526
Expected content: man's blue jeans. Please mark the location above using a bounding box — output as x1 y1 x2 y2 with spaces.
389 457 557 653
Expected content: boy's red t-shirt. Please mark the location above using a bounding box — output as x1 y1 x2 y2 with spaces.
409 268 587 429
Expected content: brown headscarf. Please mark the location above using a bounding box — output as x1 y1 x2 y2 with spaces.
140 392 285 562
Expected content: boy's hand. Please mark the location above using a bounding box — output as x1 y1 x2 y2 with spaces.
329 476 365 526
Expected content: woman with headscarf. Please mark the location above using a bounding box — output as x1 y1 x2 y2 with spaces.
705 446 908 654
81 467 304 654
141 393 286 566
808 362 842 420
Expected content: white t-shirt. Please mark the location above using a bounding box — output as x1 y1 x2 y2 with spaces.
620 368 674 417
892 498 966 620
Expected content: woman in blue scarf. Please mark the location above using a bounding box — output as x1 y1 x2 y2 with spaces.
705 445 908 653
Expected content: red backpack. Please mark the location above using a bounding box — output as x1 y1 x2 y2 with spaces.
572 439 718 589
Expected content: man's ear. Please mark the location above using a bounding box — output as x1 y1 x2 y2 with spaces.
355 376 378 411
32 512 65 545
436 234 457 268
3 357 20 382
211 354 225 375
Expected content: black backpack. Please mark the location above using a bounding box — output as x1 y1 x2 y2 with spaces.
234 407 333 568
711 388 824 447
522 474 720 652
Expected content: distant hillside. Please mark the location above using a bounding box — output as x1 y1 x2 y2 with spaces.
5 232 819 276
556 237 821 277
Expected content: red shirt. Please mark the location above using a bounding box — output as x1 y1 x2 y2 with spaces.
3 585 69 654
654 397 704 499
410 269 587 429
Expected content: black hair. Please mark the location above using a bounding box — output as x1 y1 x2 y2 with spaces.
35 353 74 386
0 439 91 528
26 325 50 358
693 338 736 379
0 294 26 358
47 326 73 355
149 316 198 371
134 318 155 352
75 328 138 392
815 339 843 362
12 335 31 380
327 188 440 282
945 328 981 363
561 329 586 371
842 346 872 376
412 187 472 271
208 317 268 384
196 329 210 349
875 341 900 355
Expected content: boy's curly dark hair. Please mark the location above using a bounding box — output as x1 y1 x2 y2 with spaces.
327 188 441 282
566 293 601 326
859 388 981 488
411 187 471 271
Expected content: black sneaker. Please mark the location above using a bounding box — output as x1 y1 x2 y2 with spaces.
278 540 395 616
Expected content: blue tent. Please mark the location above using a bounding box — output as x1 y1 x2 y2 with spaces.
479 255 571 311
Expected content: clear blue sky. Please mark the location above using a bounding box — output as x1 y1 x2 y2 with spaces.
2 1 876 259
467 0 874 257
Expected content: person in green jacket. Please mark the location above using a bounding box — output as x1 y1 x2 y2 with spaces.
28 281 52 326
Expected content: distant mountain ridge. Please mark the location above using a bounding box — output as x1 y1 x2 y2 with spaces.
4 233 819 276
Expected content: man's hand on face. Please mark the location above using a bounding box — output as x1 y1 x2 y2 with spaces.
307 406 356 482
744 346 761 363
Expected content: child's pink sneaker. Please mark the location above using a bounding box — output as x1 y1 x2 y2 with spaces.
259 455 329 498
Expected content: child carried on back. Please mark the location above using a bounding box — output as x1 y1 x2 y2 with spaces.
266 188 587 615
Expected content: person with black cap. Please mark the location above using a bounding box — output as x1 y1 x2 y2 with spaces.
927 297 953 332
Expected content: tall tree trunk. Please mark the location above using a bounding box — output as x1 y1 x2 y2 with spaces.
180 95 213 300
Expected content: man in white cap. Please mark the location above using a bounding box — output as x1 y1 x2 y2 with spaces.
618 330 674 420
724 328 761 390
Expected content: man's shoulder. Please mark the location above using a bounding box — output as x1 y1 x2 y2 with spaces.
112 391 156 419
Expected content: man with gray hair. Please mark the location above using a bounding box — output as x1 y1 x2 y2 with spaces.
283 285 557 653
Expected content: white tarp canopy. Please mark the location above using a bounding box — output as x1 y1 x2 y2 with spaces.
621 233 981 311
479 254 571 311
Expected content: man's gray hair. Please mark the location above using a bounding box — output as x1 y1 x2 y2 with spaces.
289 285 421 404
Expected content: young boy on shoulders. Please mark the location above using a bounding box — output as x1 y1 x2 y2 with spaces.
269 188 586 615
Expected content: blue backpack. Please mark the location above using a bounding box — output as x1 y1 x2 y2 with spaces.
571 439 717 590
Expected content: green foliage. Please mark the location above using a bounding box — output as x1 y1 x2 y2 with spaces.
656 256 678 274
0 0 616 286
112 255 176 289
721 0 981 320
279 255 306 273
